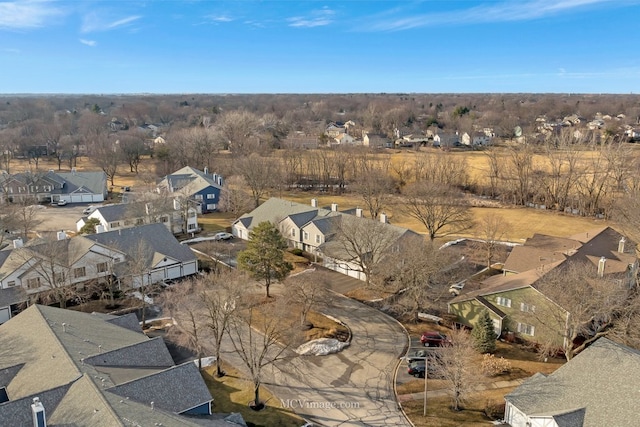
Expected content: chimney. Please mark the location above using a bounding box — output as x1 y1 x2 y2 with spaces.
204 167 209 175
56 230 67 241
311 198 318 208
380 212 388 223
62 323 67 333
71 167 76 175
355 208 363 218
31 397 46 427
218 176 223 186
12 238 23 249
173 199 181 211
598 256 606 277
618 237 626 253
95 224 105 233
331 203 338 212
145 203 151 215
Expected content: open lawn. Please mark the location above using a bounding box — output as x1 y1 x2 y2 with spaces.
401 388 511 427
203 362 304 427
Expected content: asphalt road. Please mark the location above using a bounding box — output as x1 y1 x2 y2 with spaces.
219 273 412 427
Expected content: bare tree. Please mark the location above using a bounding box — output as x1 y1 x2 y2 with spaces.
468 214 511 268
379 237 461 322
235 154 279 208
15 197 42 240
432 329 479 411
226 295 292 410
93 134 121 187
330 215 406 287
215 109 259 155
120 240 155 329
534 261 631 360
350 156 396 220
286 270 330 327
218 175 253 216
403 181 472 240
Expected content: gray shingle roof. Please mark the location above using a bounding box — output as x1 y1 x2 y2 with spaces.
84 223 196 264
83 337 174 368
0 286 27 307
0 305 217 427
92 204 130 222
104 313 141 333
108 362 212 414
505 338 640 427
57 171 107 196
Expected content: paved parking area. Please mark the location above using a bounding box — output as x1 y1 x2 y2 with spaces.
33 203 98 233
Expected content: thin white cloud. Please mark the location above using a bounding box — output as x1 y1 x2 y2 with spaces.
364 0 627 31
1 47 21 53
206 14 233 23
81 13 141 33
80 39 97 47
288 7 335 28
0 0 65 30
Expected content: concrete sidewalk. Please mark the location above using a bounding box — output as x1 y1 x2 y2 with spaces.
396 378 525 403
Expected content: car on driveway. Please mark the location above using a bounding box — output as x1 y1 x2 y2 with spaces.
407 360 426 378
214 232 233 241
420 331 452 347
57 200 68 206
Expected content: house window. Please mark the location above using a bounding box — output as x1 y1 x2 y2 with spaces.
517 322 535 336
27 277 41 289
97 262 108 273
188 223 197 231
194 194 203 200
73 267 86 279
520 302 536 313
206 204 216 210
110 222 120 228
207 193 215 199
135 218 145 225
315 234 321 244
7 281 15 287
160 216 169 223
290 229 296 237
303 231 309 240
496 297 511 308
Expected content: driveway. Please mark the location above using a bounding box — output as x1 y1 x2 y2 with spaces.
33 203 99 233
219 269 411 426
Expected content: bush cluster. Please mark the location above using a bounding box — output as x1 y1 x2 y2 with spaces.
481 354 512 377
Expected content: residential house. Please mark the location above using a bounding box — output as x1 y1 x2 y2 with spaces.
0 304 245 426
157 166 223 214
83 223 199 288
76 200 198 235
461 132 492 147
362 132 392 149
448 227 637 347
233 198 419 281
283 131 320 149
504 338 640 427
0 223 198 323
433 132 460 148
325 122 347 138
398 133 429 147
332 133 356 145
0 169 107 204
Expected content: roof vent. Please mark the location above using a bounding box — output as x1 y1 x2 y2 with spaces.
31 397 46 427
618 237 626 253
331 203 338 212
380 212 388 224
311 198 318 208
12 238 23 249
150 401 155 410
355 207 363 218
598 256 606 277
57 230 67 241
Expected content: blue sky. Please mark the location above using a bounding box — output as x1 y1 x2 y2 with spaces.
1 0 639 94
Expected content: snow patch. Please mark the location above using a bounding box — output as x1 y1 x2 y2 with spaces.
194 356 217 368
296 338 349 356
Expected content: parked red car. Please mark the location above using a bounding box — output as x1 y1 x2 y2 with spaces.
420 331 452 347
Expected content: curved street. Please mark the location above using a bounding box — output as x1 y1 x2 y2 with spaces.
219 269 412 426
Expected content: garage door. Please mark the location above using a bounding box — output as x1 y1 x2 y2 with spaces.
166 265 182 279
0 307 10 324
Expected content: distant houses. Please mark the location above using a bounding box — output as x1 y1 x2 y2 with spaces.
0 169 108 204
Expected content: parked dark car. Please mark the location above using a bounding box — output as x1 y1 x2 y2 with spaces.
408 360 427 378
420 331 452 347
